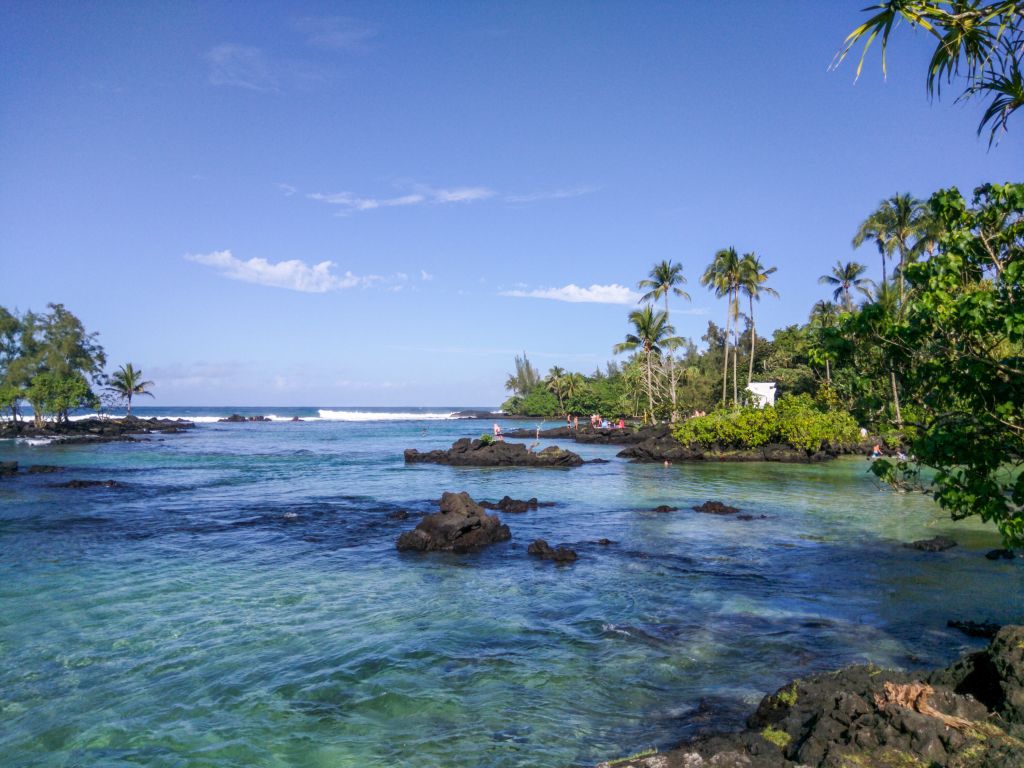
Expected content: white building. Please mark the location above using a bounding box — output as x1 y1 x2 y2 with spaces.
745 382 777 408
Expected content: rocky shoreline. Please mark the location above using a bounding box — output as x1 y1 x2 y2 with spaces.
598 625 1024 768
0 416 195 444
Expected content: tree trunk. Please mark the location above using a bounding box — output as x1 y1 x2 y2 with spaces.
890 369 902 426
826 358 831 384
665 294 677 421
720 301 731 407
732 295 739 405
645 348 655 424
127 395 132 417
747 294 756 384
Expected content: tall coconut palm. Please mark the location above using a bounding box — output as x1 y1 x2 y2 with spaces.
853 193 928 303
106 363 154 417
544 366 567 414
739 253 778 388
613 306 679 423
701 247 742 407
638 260 691 421
818 261 873 311
809 300 840 384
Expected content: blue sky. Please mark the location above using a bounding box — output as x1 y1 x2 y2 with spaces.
1 1 1018 406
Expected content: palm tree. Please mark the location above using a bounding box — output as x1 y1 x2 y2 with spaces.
818 261 872 311
739 253 778 388
613 306 679 423
544 366 567 414
701 247 742 407
563 372 586 411
853 194 928 303
638 260 691 421
809 301 840 384
106 363 154 417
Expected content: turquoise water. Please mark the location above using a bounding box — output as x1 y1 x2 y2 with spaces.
1 407 1021 767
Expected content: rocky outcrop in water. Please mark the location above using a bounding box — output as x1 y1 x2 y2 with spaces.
404 438 583 468
218 414 269 422
478 496 548 513
618 436 841 464
56 479 122 489
0 461 17 477
906 536 958 552
527 539 578 563
0 416 194 444
597 625 1024 768
395 491 511 553
693 500 740 515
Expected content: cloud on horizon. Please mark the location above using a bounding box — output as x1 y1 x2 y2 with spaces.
500 283 641 305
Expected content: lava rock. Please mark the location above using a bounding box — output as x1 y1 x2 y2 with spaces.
527 538 577 563
693 500 740 515
218 414 269 422
906 536 957 552
948 619 1002 639
652 505 679 513
395 491 511 553
387 510 410 521
478 496 540 513
404 438 583 468
736 513 768 521
0 461 17 477
986 548 1018 560
26 465 64 474
56 479 121 488
596 538 614 546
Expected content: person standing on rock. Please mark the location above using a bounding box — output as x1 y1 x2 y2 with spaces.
493 423 504 442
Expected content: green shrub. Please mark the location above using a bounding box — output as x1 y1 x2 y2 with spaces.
479 433 494 445
672 395 859 453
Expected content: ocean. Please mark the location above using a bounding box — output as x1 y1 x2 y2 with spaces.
0 406 1020 767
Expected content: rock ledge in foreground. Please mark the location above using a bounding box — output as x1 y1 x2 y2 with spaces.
597 624 1024 768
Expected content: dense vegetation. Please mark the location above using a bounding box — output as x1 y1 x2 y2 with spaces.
0 304 152 425
502 181 1022 544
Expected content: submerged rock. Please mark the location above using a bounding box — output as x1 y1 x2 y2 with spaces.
948 619 1002 639
906 535 957 552
0 461 17 477
652 505 679 513
404 438 583 468
527 538 577 563
693 500 740 515
986 548 1018 560
395 491 511 553
56 479 121 489
599 625 1024 768
26 464 64 474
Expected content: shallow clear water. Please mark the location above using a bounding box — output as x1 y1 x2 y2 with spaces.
1 407 1021 767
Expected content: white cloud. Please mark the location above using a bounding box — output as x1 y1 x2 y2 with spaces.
277 182 297 196
500 283 641 305
185 250 365 293
420 270 434 281
294 16 377 50
206 44 278 91
308 184 494 214
504 185 600 203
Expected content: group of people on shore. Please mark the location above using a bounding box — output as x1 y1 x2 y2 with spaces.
572 414 625 430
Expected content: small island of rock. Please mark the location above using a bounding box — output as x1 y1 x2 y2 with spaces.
404 438 583 468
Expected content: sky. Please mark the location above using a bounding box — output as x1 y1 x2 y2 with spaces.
1 1 1019 407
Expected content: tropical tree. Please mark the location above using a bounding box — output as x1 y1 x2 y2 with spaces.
107 363 155 416
808 301 841 384
639 259 691 420
853 194 928 302
701 247 743 406
739 253 779 386
505 352 541 396
834 1 1024 145
544 366 568 414
819 261 873 311
613 306 679 423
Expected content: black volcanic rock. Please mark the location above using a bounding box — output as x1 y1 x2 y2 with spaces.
395 491 511 553
906 535 958 552
404 438 583 467
527 538 577 563
56 479 121 489
693 500 740 515
478 496 540 513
